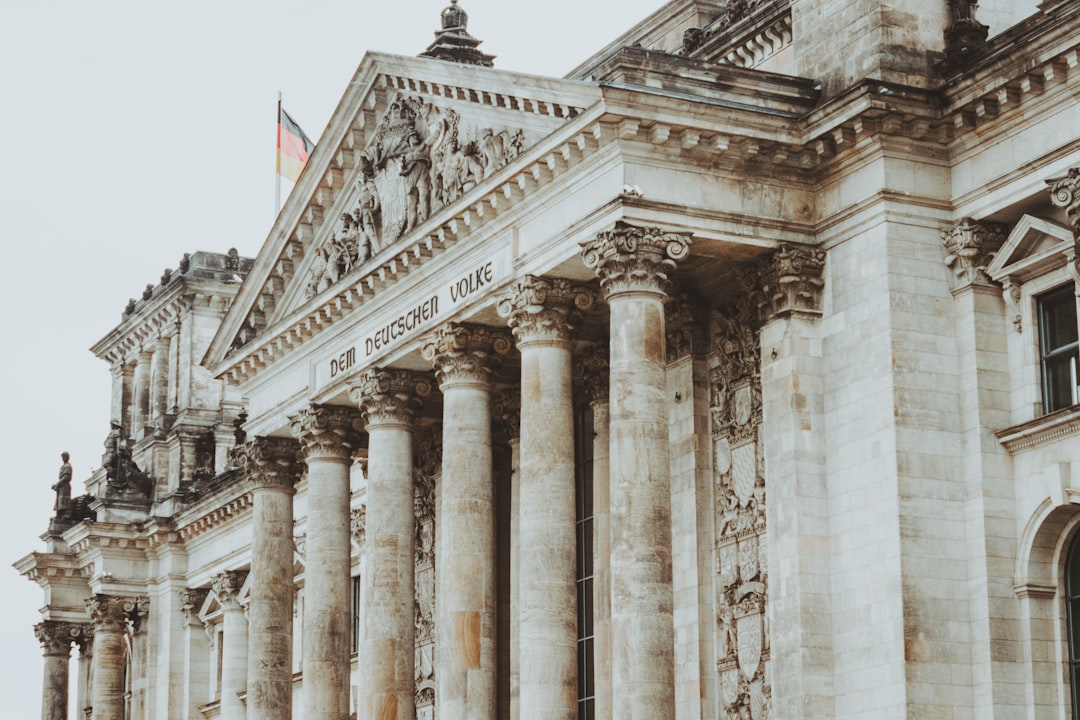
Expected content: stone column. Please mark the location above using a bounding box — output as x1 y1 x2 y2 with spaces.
74 625 94 720
349 370 429 720
574 346 611 720
120 362 135 438
492 389 521 720
421 323 511 720
243 437 302 720
498 276 593 720
180 589 210 719
580 222 691 718
212 571 249 720
133 350 153 437
35 621 76 720
110 364 126 430
149 337 171 428
87 595 146 720
292 405 362 720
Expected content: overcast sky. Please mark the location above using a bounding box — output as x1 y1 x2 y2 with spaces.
0 0 663 714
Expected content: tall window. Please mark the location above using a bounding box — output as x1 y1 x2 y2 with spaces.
1066 531 1080 715
574 406 595 720
1038 285 1079 413
352 575 361 654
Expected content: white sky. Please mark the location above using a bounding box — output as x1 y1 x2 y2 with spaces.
0 1 663 714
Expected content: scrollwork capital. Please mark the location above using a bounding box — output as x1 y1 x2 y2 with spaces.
580 222 692 300
211 570 248 610
86 594 148 634
421 323 511 389
1048 168 1080 237
942 218 1007 290
291 404 363 461
752 244 826 322
179 588 208 629
240 437 302 491
496 275 594 347
349 369 432 429
34 620 79 657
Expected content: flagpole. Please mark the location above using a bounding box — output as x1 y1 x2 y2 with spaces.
275 91 282 217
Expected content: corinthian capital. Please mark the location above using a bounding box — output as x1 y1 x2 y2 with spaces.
34 621 78 657
580 222 692 300
754 244 826 321
86 594 147 634
179 588 209 628
211 570 248 610
291 404 362 461
421 323 512 389
349 369 432 429
942 218 1007 290
1048 167 1080 238
496 276 594 347
240 437 302 490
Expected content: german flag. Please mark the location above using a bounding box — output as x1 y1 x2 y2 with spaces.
277 106 315 182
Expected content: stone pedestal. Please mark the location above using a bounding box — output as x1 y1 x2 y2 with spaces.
422 324 510 720
581 223 691 719
350 369 429 720
212 571 249 720
87 595 147 720
243 437 301 720
292 405 362 720
498 276 593 720
35 621 76 720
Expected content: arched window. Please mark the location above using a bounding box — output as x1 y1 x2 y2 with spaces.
1066 530 1080 715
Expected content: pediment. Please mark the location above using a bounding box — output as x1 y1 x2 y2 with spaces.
987 214 1073 283
206 53 599 371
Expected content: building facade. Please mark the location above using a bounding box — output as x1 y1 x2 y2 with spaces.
16 0 1080 718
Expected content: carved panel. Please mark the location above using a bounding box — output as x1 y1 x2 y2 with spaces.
414 426 440 717
710 296 770 720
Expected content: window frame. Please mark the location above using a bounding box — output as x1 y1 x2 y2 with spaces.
1037 283 1080 414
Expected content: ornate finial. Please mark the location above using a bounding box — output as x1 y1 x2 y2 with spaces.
420 0 495 67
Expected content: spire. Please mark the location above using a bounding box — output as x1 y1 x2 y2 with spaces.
419 0 495 67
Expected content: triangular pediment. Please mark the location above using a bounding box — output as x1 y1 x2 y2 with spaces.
205 52 600 372
987 214 1073 283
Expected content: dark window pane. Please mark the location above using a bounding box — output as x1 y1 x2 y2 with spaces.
1046 355 1078 412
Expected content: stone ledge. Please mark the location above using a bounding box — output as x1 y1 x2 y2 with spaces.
996 405 1080 453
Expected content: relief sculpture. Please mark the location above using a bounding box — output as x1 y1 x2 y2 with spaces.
414 425 441 719
711 298 771 720
306 96 526 298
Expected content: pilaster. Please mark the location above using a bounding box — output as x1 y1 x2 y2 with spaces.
212 571 249 720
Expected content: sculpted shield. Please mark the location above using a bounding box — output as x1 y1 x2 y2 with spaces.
737 610 763 681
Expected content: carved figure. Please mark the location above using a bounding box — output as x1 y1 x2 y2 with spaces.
354 161 381 257
400 132 432 234
53 452 73 513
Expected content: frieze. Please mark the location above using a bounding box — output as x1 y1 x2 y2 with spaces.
942 218 1007 290
580 222 692 299
305 95 527 300
496 275 594 347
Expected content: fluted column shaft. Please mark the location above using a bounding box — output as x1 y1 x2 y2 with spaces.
35 621 75 720
87 595 147 720
581 223 691 719
149 337 171 426
244 437 301 720
351 370 429 720
133 350 153 436
498 276 593 720
213 571 249 720
293 405 362 720
423 324 510 720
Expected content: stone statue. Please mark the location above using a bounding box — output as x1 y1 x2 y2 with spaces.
52 452 72 513
400 132 432 234
355 160 382 257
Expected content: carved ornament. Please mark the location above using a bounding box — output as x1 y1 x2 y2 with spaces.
942 218 1007 290
240 437 302 491
573 345 610 406
666 295 706 362
291 405 363 460
421 323 511 388
180 588 209 629
349 369 432 429
86 594 149 634
34 621 80 657
211 570 248 609
1048 167 1080 240
305 95 525 298
496 276 594 347
491 387 521 445
350 506 366 552
945 0 989 61
755 244 826 321
581 222 692 300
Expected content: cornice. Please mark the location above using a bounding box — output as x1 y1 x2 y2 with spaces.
176 488 254 542
996 405 1080 454
13 551 82 585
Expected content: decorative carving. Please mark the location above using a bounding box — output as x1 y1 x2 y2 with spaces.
1002 277 1023 333
101 423 154 504
225 248 240 271
34 621 79 657
711 295 770 719
942 218 1007 289
945 0 989 61
349 369 432 428
680 0 768 56
304 96 526 298
580 222 692 299
497 275 594 347
666 295 706 362
142 284 154 301
491 388 521 445
180 588 209 629
179 252 191 274
86 595 148 634
211 570 248 609
755 244 826 321
420 0 496 67
574 345 610 406
1048 169 1080 275
413 424 439 717
294 532 307 559
291 404 362 460
239 437 302 491
350 506 366 552
421 323 511 388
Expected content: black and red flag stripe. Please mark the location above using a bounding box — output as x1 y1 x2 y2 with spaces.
277 106 315 181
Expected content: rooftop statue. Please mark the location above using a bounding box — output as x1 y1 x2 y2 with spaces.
52 452 72 514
